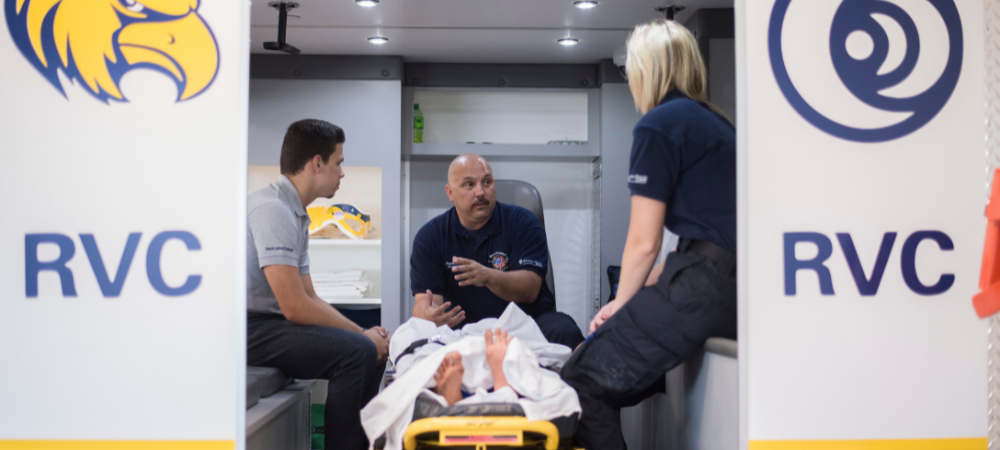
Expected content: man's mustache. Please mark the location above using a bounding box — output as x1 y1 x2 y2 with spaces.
473 198 490 206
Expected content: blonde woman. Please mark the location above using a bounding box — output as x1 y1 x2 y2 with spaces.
560 19 736 449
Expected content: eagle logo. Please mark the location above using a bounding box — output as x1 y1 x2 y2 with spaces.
4 0 219 103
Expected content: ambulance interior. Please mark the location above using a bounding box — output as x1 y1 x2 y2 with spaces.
244 1 737 448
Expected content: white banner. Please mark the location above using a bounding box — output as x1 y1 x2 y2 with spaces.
0 0 249 446
740 0 986 448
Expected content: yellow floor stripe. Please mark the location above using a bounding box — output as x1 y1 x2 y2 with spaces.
750 438 986 450
0 441 234 450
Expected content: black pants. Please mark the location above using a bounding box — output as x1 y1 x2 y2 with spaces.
535 311 586 350
560 246 736 450
247 313 386 450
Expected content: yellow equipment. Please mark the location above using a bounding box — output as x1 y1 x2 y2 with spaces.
404 416 561 450
307 203 371 239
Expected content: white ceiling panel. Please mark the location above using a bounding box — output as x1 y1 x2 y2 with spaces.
251 27 633 63
249 0 734 62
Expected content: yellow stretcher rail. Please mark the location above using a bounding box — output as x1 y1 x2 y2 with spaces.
403 416 559 450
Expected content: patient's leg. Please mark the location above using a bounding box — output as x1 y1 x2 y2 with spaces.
433 351 464 405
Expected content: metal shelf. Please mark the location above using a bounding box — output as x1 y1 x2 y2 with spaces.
309 239 382 248
408 143 598 162
326 298 381 306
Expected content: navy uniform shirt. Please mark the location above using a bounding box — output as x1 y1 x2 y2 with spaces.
628 90 736 253
410 202 556 326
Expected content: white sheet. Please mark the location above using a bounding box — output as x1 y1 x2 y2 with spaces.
362 303 581 450
390 302 572 374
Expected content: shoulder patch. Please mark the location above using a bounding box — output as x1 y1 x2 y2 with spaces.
628 174 648 185
489 252 509 271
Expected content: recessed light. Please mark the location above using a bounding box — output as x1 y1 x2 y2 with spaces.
355 0 379 6
368 36 389 44
558 38 579 46
573 1 598 9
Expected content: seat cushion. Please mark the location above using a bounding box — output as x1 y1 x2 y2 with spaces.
246 373 262 410
247 366 292 405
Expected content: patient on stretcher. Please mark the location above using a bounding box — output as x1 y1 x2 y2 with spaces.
433 329 512 405
361 303 581 450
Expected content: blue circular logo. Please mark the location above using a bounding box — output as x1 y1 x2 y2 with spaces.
768 0 963 143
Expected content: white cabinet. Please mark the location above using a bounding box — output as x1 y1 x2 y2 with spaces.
403 88 601 162
413 90 588 145
308 239 382 307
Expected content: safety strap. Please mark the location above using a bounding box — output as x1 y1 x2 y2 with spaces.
393 335 445 366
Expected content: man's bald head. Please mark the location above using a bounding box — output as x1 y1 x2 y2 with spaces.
445 153 496 229
448 153 492 185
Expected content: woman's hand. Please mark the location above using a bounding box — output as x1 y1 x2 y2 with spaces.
589 300 624 334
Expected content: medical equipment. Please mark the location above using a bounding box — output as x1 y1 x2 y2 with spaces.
366 304 583 450
394 398 580 450
307 203 372 239
375 363 581 450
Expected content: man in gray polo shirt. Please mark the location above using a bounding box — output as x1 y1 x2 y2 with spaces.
247 119 388 450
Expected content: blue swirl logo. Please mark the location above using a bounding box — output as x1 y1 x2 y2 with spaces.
768 0 963 143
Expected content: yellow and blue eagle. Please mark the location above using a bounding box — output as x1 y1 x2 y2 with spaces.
4 0 219 102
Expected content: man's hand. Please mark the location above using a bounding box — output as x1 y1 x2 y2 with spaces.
589 300 624 334
413 289 465 327
452 257 496 287
368 325 388 339
363 327 389 364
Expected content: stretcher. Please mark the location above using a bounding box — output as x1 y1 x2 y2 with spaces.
374 365 582 450
374 397 579 450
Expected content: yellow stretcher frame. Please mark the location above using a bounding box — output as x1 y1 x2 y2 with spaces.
403 416 560 450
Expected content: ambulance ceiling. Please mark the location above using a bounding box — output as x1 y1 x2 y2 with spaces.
249 0 733 63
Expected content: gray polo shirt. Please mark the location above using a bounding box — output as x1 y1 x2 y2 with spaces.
247 175 310 315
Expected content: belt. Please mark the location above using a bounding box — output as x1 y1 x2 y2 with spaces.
394 334 445 366
678 238 736 276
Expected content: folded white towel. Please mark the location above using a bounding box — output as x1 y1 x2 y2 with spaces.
312 270 365 282
316 290 364 300
312 281 369 291
315 287 362 294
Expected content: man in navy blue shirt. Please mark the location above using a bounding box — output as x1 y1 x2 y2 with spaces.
410 154 585 349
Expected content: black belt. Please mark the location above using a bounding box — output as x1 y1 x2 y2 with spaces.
394 335 444 366
678 238 736 276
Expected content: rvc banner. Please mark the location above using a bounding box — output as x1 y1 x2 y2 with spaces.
741 0 986 448
0 0 249 447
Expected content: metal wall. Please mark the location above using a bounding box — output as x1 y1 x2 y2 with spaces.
986 1 1000 446
247 79 404 331
598 82 643 304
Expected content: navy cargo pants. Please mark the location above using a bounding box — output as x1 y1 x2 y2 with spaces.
561 241 736 450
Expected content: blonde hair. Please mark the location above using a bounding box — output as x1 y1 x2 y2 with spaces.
626 19 728 120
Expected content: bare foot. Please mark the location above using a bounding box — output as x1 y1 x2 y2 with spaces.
433 351 464 405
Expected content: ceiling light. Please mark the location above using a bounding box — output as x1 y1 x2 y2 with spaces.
573 1 598 9
355 0 379 6
368 36 389 44
558 38 579 46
